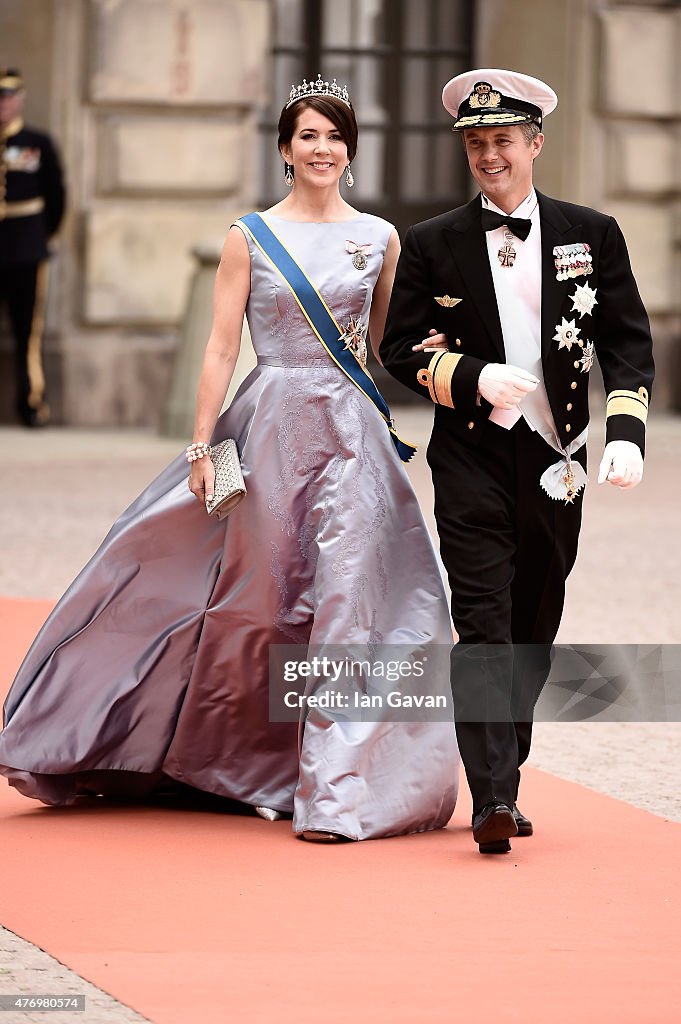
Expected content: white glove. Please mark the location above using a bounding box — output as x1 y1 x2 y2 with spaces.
478 364 539 409
597 440 643 489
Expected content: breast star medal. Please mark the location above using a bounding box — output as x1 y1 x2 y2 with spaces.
571 283 598 318
338 315 368 366
498 227 516 268
553 318 581 351
345 240 373 271
579 340 595 373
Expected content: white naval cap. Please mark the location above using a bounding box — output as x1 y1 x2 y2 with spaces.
442 69 557 131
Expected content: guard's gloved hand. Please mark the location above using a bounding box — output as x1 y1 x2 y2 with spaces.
478 363 539 409
597 440 643 489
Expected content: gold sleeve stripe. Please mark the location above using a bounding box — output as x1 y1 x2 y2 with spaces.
417 352 447 404
433 352 463 408
606 387 649 423
429 352 448 405
417 352 463 408
2 198 45 219
607 387 649 407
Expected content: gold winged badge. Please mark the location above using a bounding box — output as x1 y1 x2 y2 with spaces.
434 295 462 308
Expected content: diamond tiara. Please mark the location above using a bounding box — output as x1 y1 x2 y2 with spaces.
285 73 351 110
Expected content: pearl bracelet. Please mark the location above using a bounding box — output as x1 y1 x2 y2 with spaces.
186 441 211 463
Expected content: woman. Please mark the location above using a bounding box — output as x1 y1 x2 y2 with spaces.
0 78 459 841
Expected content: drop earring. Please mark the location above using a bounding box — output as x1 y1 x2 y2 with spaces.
284 162 294 187
345 164 354 188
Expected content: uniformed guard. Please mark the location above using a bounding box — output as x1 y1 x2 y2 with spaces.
381 69 654 853
0 67 65 426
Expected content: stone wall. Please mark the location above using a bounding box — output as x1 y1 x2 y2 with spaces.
1 0 269 426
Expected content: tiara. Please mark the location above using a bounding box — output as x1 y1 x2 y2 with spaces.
285 73 351 109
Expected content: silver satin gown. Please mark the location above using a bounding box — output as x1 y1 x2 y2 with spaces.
0 212 459 839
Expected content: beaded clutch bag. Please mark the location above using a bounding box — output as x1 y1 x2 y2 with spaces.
205 438 246 520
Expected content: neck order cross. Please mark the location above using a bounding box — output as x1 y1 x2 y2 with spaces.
498 229 517 267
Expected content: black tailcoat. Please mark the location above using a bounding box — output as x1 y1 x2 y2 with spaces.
380 192 654 813
380 191 654 454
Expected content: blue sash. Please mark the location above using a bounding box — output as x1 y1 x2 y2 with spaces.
237 212 416 463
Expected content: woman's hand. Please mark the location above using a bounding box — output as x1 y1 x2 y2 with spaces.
188 455 216 509
412 329 449 353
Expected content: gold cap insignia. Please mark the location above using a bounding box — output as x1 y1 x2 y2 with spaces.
434 295 462 308
469 82 501 109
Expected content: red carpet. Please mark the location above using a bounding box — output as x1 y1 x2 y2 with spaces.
1 597 680 1023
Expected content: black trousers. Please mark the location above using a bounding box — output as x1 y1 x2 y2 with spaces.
427 418 584 814
0 260 50 424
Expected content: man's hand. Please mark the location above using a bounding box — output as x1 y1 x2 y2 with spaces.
597 440 643 489
412 328 449 353
478 363 539 409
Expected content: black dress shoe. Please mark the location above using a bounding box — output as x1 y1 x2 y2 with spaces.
478 839 512 854
472 801 517 853
512 804 533 837
19 404 50 428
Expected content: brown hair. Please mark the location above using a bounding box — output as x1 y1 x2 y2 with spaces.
277 95 358 165
519 121 542 144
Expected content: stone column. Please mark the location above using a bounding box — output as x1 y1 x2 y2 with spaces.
74 0 270 426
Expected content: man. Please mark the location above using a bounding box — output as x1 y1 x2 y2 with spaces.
0 67 65 426
380 69 654 854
